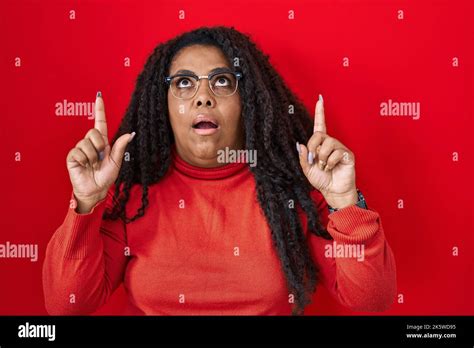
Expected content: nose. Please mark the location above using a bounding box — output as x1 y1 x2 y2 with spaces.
193 79 215 108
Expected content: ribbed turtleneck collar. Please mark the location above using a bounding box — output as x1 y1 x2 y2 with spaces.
171 144 248 180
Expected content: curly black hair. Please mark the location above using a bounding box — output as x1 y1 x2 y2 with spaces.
103 25 333 315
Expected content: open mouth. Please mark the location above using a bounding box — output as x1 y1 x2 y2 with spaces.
192 121 218 129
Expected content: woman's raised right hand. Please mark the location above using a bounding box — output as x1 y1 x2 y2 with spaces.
66 92 135 213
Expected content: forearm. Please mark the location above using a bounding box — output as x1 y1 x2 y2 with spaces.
42 197 127 315
325 206 397 311
322 188 358 210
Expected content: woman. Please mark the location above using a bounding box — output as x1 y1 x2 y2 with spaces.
42 26 396 316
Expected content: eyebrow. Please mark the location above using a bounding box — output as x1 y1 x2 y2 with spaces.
172 67 233 76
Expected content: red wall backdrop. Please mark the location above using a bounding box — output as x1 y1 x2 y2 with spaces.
0 0 472 315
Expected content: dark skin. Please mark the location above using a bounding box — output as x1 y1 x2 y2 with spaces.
167 44 245 168
66 45 357 214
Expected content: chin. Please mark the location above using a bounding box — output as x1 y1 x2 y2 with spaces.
190 141 219 160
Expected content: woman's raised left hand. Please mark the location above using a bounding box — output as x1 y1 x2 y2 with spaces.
297 95 358 209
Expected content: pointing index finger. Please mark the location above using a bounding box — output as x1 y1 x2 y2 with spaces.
94 91 109 144
313 94 326 134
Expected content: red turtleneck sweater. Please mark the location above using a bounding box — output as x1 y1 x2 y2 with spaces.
42 146 396 315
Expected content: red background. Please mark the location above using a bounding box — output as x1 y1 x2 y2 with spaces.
0 0 472 315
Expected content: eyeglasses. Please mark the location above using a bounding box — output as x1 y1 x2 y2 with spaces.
165 69 243 99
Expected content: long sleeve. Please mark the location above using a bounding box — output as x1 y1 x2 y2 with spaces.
307 190 397 312
42 188 129 315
